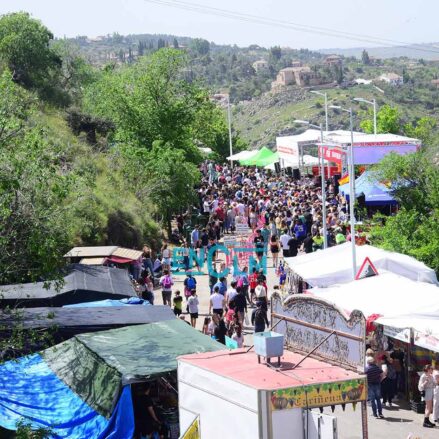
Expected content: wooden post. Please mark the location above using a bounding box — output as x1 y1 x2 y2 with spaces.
361 400 369 439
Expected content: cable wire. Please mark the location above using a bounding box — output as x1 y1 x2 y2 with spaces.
144 0 439 55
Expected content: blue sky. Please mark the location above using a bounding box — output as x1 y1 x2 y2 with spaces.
0 0 436 49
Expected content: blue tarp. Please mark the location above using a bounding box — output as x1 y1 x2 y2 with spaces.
0 354 134 438
64 297 151 308
339 170 396 205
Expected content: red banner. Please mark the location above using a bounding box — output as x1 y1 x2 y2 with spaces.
319 146 345 164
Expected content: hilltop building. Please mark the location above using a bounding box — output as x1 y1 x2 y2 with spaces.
271 65 321 90
324 55 343 66
252 59 269 72
379 72 403 86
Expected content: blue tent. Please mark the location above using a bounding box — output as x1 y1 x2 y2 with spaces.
0 319 222 438
339 170 396 205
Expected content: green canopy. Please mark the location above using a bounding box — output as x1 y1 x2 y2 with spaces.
239 146 278 167
42 319 222 417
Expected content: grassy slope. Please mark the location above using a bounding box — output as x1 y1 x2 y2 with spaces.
233 84 439 151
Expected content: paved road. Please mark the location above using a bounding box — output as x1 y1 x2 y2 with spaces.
166 242 438 438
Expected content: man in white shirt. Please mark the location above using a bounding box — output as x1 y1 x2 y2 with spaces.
279 230 291 258
226 281 238 306
209 286 225 317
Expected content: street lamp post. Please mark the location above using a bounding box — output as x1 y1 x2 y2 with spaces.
329 106 357 279
294 119 328 249
310 90 329 132
227 95 234 171
353 97 377 136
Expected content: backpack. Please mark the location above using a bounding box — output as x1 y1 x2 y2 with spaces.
186 276 196 290
162 275 172 289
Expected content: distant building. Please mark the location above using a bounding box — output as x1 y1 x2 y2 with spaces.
271 65 322 90
291 60 302 68
252 59 269 72
324 55 343 66
379 73 403 86
354 78 372 85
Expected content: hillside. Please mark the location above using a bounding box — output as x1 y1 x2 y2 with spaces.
233 83 439 152
320 43 439 61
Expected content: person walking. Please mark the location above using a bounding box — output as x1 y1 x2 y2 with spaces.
418 364 436 428
209 286 225 317
172 290 183 316
270 234 281 268
433 364 439 424
251 301 269 333
380 354 397 407
233 287 248 325
365 356 384 419
187 289 199 328
279 229 291 258
159 269 173 306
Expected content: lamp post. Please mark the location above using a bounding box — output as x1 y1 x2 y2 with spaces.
353 97 377 135
294 120 327 249
310 91 329 132
329 105 357 279
226 94 234 171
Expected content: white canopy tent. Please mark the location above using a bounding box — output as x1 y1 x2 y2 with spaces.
284 243 438 287
264 154 322 170
376 309 439 353
308 271 439 319
226 150 258 161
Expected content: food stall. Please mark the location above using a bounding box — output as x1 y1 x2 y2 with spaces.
178 295 369 439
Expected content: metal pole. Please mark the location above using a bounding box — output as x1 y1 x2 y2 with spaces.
324 93 329 132
373 99 377 136
349 109 357 279
227 96 233 171
320 123 328 249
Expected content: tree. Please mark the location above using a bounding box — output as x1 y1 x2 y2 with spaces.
360 104 401 134
0 12 61 90
403 117 436 145
189 38 210 56
173 38 179 49
370 151 439 274
270 46 282 61
83 48 212 162
361 49 370 65
50 40 96 106
0 72 79 285
138 142 200 231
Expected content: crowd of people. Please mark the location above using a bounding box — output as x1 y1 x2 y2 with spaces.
132 160 356 338
130 159 439 431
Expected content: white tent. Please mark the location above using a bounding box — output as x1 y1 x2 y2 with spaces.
308 271 439 319
227 150 258 161
376 310 439 353
264 154 322 170
284 243 438 287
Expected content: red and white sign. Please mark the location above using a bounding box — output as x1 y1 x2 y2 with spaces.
355 257 379 280
319 146 346 164
277 145 299 156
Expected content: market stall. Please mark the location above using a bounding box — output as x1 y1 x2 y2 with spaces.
178 295 369 439
0 319 222 438
375 310 439 406
307 271 439 319
282 243 438 293
240 146 279 167
0 304 174 345
338 170 396 206
0 264 136 308
179 349 367 439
